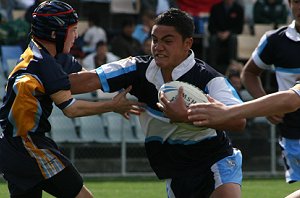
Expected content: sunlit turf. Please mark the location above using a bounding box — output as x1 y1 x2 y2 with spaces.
0 177 299 198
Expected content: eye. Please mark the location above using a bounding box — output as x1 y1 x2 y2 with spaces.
164 40 172 44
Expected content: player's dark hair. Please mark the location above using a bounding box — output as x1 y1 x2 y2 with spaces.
154 8 194 40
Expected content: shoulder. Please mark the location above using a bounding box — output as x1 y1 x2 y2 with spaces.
194 59 222 77
265 26 288 40
135 55 153 64
180 59 223 91
56 53 82 74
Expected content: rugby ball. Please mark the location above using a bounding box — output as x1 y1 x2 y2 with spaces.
158 81 208 131
158 81 208 106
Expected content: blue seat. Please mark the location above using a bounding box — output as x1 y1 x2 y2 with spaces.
1 45 23 77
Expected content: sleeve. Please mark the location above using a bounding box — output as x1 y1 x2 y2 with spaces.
95 57 138 92
55 53 82 74
290 82 300 96
205 76 243 106
38 58 71 95
251 32 275 70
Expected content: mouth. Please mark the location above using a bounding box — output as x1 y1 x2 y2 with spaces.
155 54 167 59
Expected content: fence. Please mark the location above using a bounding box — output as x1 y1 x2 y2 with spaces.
49 100 284 178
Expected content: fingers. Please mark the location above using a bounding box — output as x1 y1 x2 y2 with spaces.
206 95 215 103
192 120 209 126
178 86 184 96
128 109 142 115
116 86 132 98
122 112 130 120
266 115 283 124
130 104 145 113
129 101 145 107
159 91 169 105
189 103 209 110
156 102 164 111
187 106 210 124
124 85 132 93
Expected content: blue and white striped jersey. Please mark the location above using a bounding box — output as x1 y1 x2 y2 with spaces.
252 20 300 139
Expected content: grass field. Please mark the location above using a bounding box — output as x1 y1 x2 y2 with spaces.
0 177 299 198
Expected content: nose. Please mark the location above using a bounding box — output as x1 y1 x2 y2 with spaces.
154 42 164 51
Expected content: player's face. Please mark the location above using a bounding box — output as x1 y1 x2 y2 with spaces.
151 25 192 70
290 0 300 30
63 24 78 53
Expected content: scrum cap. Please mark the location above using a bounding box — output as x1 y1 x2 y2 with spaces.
31 0 78 53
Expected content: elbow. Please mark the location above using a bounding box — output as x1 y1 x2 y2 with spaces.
230 118 247 132
62 108 79 118
279 93 300 114
285 102 299 113
238 118 247 132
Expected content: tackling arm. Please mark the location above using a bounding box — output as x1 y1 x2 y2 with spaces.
188 89 300 126
69 69 101 94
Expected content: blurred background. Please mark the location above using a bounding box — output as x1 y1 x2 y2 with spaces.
0 0 291 179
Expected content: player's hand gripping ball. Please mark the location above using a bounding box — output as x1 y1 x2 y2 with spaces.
158 81 208 130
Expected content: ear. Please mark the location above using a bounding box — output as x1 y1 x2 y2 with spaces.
51 31 56 39
184 37 193 51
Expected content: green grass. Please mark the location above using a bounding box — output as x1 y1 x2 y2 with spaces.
0 177 299 198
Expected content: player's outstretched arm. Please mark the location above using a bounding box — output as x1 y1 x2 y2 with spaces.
157 87 246 131
188 89 300 127
51 86 145 119
69 69 101 94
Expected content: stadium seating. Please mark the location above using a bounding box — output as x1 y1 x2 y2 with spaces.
237 24 274 61
0 45 23 78
49 106 81 143
79 115 110 143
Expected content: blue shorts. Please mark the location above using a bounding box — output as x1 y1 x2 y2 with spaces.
279 137 300 183
166 148 242 198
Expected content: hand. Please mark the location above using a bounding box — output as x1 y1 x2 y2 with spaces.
266 114 284 125
112 86 145 119
156 86 189 123
187 95 230 127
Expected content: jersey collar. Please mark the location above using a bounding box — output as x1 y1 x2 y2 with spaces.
286 20 300 42
146 50 196 90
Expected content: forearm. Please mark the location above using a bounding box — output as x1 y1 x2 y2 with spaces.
242 73 266 98
69 70 101 94
230 90 300 119
212 118 246 132
63 99 114 118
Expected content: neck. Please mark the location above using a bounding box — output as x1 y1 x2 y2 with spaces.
33 37 57 57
